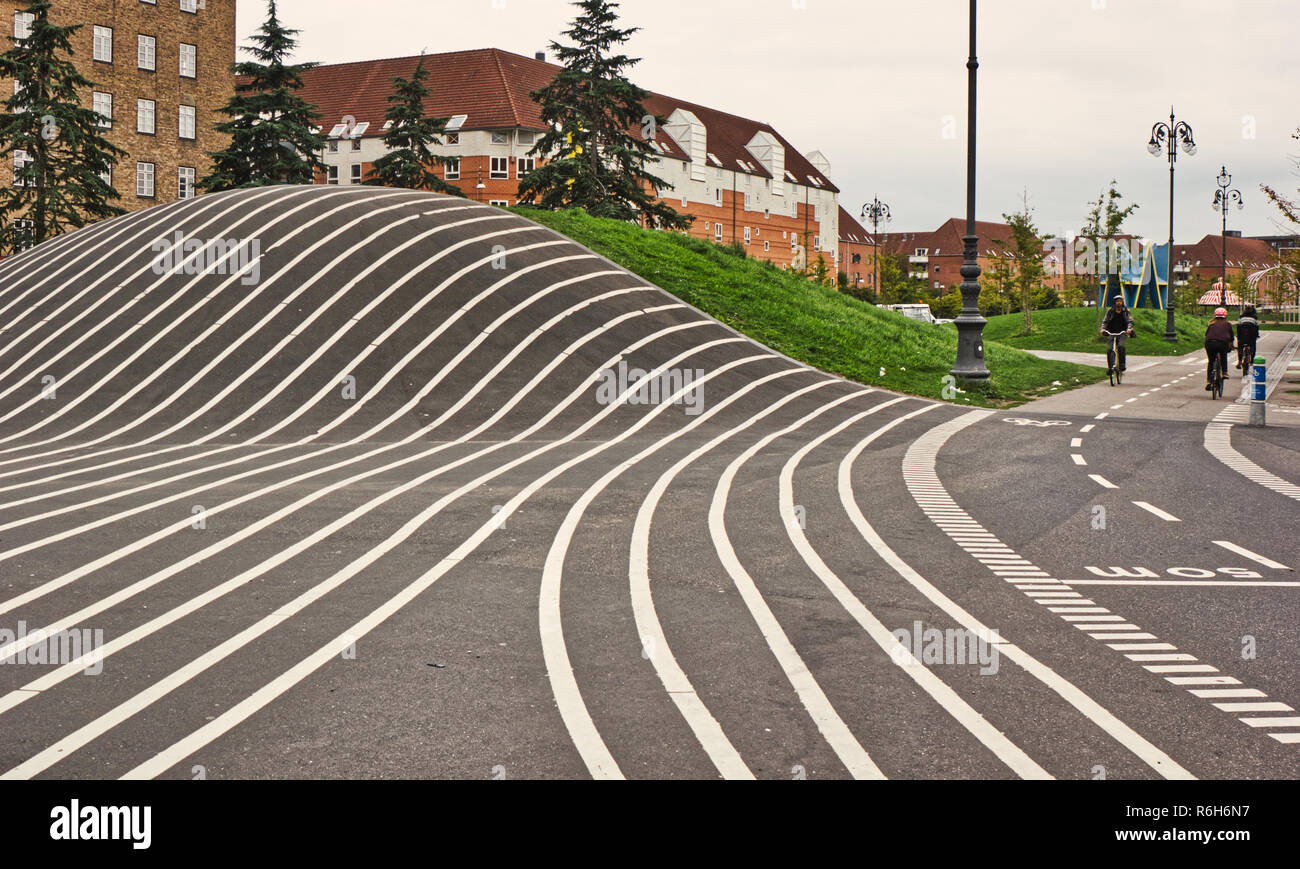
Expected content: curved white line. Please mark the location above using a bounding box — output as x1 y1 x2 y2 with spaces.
777 404 1052 779
542 372 830 779
841 410 1195 780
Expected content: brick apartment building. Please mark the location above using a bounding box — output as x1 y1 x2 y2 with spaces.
293 48 842 272
882 218 1025 295
1171 232 1284 305
837 206 876 290
1 0 235 209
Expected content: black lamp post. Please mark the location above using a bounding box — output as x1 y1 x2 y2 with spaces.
951 0 989 380
1213 165 1244 308
861 198 890 299
1147 108 1196 341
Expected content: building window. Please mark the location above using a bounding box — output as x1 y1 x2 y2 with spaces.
517 131 535 145
491 131 509 145
714 224 722 242
445 132 459 146
764 241 770 252
138 35 156 71
179 43 197 78
489 199 509 207
12 149 31 187
93 91 113 128
137 99 156 134
326 165 339 185
14 11 34 42
180 0 199 12
328 140 338 153
351 138 362 151
444 159 460 180
350 164 362 184
715 188 722 205
136 162 155 198
178 166 196 199
814 236 821 251
178 104 195 140
99 165 112 186
516 157 535 178
490 157 509 178
93 26 113 62
744 226 752 245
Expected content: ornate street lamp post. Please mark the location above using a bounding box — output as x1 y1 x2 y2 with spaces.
1213 165 1244 308
1147 108 1196 341
861 198 891 300
951 0 989 380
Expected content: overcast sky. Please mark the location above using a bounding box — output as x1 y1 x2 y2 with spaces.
241 0 1300 243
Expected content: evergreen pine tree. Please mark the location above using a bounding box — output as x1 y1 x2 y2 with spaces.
0 0 126 254
364 54 462 195
200 0 324 191
518 0 690 229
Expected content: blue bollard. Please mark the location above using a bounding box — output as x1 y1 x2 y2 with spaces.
1250 356 1266 427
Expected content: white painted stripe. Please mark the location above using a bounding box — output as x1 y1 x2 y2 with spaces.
1071 438 1083 447
1089 474 1118 489
1239 717 1300 728
1126 654 1196 662
0 308 700 703
547 371 828 779
1071 454 1087 466
1080 425 1095 433
860 411 1193 779
1212 541 1291 571
1188 688 1268 699
778 412 1052 779
1269 733 1300 744
1143 665 1217 673
72 345 775 781
1133 501 1180 522
1091 633 1159 640
1215 702 1293 712
1165 676 1242 686
1205 424 1300 502
1107 643 1178 651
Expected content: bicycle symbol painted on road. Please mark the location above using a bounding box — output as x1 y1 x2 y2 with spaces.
1001 418 1072 427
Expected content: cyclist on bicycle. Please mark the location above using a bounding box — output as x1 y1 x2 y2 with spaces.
1205 307 1235 391
1099 295 1135 373
1237 305 1260 370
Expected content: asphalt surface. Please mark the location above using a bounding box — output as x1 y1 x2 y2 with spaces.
0 186 1295 780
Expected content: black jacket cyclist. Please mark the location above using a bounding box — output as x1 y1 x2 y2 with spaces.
1205 308 1235 390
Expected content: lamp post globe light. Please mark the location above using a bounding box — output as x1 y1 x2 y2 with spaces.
1147 107 1196 341
951 0 989 380
861 198 891 300
1213 165 1244 308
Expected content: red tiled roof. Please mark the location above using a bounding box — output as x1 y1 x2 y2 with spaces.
883 218 1019 258
272 47 835 191
1172 235 1278 270
838 206 874 244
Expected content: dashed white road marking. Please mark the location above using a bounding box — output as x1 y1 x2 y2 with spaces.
1071 438 1083 447
900 411 1300 755
1071 454 1087 466
1213 541 1291 571
1205 424 1300 502
1088 474 1118 489
882 412 1195 779
1132 501 1180 522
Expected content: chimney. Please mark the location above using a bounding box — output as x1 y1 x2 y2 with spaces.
535 51 546 62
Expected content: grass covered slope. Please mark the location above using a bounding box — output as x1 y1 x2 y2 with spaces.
513 207 1105 406
982 307 1211 356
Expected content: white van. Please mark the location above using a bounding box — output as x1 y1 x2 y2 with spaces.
880 303 936 325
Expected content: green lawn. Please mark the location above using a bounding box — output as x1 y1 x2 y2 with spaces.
511 207 1106 407
982 307 1213 356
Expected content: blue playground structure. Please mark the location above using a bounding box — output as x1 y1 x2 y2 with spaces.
1095 240 1169 310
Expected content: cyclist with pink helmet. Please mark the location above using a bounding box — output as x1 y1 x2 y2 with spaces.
1204 307 1235 391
